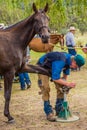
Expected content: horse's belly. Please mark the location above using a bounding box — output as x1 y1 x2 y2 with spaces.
29 38 53 52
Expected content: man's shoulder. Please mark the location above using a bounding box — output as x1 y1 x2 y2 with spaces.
66 32 73 35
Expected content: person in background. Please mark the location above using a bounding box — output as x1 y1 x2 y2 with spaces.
19 47 31 90
82 44 87 54
37 51 85 122
66 26 77 56
19 72 31 90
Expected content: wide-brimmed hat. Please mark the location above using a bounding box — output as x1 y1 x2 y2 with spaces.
74 54 85 67
69 26 76 31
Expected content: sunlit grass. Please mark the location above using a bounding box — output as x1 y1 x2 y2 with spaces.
0 33 87 130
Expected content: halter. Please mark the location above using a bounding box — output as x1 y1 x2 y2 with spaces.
39 26 50 33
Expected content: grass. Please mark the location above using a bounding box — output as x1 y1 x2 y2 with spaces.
0 33 87 130
30 32 87 61
0 68 87 130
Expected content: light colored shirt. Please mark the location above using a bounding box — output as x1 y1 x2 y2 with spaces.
66 32 75 46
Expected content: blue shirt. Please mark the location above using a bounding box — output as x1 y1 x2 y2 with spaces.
37 52 71 80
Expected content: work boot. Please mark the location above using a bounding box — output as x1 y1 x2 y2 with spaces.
21 87 26 90
47 113 57 122
44 101 57 121
55 98 64 116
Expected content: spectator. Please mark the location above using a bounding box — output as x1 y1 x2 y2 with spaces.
19 47 31 90
82 44 87 54
19 72 31 90
66 26 77 56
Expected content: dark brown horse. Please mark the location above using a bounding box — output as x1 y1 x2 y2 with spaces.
29 34 64 52
0 3 50 123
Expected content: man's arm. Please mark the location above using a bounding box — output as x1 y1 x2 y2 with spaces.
62 73 68 80
53 78 76 88
52 61 76 88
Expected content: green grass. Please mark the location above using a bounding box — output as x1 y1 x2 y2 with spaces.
30 50 45 64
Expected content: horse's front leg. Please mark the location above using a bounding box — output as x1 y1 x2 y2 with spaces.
4 70 15 123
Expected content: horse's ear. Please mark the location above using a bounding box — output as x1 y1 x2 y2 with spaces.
32 3 38 13
44 3 48 12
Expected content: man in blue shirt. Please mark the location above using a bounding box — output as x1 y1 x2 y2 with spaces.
37 51 85 121
66 26 76 56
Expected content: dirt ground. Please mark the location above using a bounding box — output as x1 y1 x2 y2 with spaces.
0 67 87 130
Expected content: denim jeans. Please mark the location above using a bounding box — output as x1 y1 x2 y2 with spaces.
67 45 76 56
19 72 31 89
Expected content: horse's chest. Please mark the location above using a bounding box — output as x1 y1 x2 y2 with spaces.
13 55 24 68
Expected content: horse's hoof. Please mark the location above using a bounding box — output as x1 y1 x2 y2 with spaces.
8 118 15 124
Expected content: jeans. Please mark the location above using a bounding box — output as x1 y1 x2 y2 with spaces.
19 72 31 89
67 45 76 56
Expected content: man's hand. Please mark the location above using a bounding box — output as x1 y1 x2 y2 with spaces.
54 78 76 89
66 82 76 88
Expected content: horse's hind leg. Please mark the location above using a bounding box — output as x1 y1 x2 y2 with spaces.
4 70 15 123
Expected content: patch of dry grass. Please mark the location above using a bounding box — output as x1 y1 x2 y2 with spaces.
0 33 87 130
0 68 87 130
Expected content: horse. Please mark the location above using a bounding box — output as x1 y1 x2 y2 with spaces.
0 3 50 123
29 34 64 52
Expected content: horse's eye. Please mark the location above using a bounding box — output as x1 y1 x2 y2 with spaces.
35 19 38 23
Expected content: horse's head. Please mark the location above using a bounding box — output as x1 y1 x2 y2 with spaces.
33 3 50 43
50 34 64 49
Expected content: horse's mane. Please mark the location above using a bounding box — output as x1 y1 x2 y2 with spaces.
0 13 35 32
0 7 48 33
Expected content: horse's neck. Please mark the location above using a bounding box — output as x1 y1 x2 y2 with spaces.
18 19 35 47
5 15 35 48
